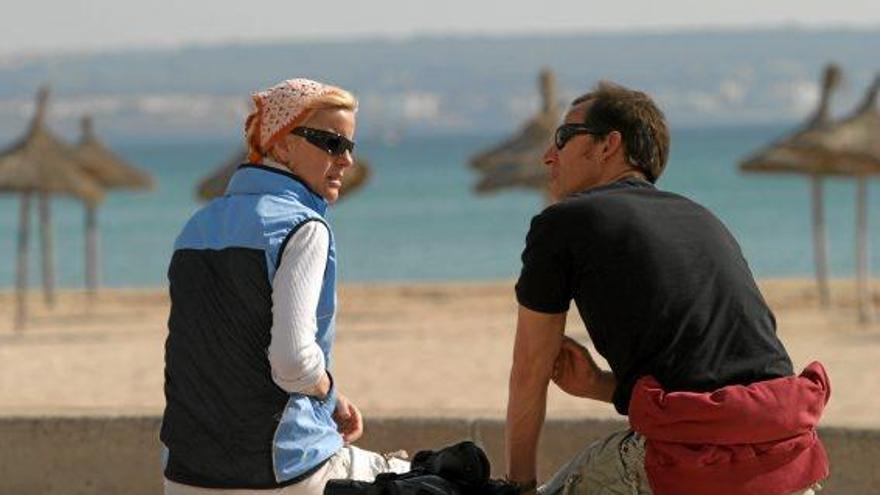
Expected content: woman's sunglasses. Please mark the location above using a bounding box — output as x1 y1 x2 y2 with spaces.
291 127 356 157
554 123 609 150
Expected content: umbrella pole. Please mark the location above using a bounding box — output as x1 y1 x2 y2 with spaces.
811 176 831 308
85 204 99 301
15 192 32 331
38 191 55 307
856 177 873 323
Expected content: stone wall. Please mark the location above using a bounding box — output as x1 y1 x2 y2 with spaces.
1 415 876 494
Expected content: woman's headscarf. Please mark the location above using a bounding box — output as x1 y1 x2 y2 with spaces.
244 78 335 164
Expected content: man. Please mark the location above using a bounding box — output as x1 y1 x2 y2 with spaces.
504 82 830 495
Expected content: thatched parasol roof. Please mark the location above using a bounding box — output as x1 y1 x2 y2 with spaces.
741 66 880 176
786 74 880 174
469 69 560 194
338 157 371 198
196 151 240 201
740 64 845 176
74 116 154 191
196 148 372 201
473 162 548 193
0 87 104 204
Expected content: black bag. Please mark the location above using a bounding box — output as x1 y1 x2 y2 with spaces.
323 474 461 495
324 441 520 495
410 440 491 487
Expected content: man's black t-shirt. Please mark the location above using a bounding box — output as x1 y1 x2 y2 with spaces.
515 178 794 414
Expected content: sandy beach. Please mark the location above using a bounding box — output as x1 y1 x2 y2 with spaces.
1 279 878 429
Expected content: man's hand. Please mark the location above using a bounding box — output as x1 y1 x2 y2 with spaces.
552 336 616 403
333 393 364 444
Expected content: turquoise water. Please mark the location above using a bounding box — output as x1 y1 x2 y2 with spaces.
1 126 878 288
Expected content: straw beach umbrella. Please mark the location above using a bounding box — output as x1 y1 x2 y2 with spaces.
741 67 880 322
791 74 880 322
73 116 154 299
196 150 241 201
740 64 843 308
0 87 104 329
788 76 880 173
196 148 372 202
469 69 561 201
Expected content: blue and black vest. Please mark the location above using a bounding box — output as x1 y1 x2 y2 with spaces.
161 164 343 489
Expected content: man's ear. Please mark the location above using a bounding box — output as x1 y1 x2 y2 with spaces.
603 131 624 159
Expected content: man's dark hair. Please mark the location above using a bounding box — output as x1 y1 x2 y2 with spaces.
572 81 670 183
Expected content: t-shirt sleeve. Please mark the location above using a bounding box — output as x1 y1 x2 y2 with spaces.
515 208 573 314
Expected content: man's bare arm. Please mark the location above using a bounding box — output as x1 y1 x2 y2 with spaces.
505 305 567 486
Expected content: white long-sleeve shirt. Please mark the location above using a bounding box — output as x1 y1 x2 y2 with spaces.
267 216 330 394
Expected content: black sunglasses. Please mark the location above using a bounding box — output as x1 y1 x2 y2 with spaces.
554 123 609 150
291 127 356 157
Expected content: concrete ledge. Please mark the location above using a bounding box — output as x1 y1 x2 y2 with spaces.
812 425 880 493
0 415 163 495
1 415 877 494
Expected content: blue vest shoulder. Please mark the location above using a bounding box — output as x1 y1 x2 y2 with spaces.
173 193 329 283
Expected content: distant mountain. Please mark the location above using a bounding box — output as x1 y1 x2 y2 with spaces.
0 27 878 142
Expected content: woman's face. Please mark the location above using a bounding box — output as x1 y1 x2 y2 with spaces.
272 107 356 203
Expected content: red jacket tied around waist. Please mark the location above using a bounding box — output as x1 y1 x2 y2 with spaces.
629 362 831 495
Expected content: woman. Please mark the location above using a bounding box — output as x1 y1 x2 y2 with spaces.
161 78 406 494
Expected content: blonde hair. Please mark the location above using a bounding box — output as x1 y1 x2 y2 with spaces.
245 84 357 163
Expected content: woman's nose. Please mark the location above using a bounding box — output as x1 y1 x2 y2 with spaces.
337 150 354 167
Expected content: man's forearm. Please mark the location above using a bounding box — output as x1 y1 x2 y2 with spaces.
505 393 546 483
505 369 549 483
505 306 566 484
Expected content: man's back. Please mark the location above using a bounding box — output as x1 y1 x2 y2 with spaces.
516 177 793 414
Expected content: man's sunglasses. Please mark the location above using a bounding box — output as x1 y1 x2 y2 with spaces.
291 127 356 157
554 123 609 150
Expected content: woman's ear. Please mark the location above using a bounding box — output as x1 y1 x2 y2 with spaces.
270 137 293 164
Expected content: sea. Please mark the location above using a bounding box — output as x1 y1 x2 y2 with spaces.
1 124 879 289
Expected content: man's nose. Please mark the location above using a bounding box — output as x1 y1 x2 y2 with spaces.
542 143 558 166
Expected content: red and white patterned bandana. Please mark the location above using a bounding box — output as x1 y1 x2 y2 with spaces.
246 78 332 162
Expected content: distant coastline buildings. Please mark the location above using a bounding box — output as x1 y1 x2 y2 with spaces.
0 29 877 141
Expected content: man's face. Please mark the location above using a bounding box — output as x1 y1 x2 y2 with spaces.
543 102 606 198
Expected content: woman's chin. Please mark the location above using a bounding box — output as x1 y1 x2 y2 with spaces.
323 187 340 204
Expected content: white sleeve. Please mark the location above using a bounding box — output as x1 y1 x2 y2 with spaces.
267 221 330 393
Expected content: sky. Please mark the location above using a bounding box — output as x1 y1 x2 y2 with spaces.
2 0 879 56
